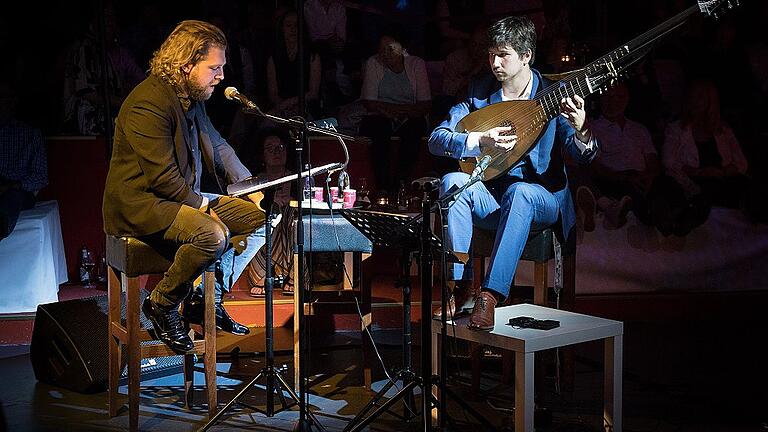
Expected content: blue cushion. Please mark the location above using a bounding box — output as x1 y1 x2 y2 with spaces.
298 214 373 253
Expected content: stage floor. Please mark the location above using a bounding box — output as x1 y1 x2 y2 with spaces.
1 302 767 432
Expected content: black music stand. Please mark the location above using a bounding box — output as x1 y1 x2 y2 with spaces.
338 203 465 432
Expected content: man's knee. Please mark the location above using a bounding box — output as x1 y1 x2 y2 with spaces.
501 183 539 208
198 222 230 258
440 172 470 195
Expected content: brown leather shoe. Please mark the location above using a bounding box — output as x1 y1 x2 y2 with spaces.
467 291 498 331
433 282 476 319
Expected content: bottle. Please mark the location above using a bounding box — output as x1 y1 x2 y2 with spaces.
79 246 95 287
396 180 408 211
97 256 107 283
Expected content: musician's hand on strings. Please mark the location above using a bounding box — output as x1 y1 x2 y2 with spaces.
479 126 517 152
560 95 587 132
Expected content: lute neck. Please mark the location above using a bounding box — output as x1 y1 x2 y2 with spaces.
534 4 700 123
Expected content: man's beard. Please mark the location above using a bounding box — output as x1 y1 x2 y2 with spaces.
185 77 214 101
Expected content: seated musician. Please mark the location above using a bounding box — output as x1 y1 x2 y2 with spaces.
103 20 265 353
427 16 598 331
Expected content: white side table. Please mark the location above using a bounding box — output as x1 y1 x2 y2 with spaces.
432 303 623 432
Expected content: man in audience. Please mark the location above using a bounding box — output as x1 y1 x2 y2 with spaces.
582 81 661 229
0 81 47 241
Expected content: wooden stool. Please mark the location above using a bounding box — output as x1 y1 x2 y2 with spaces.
468 227 576 394
292 213 373 389
106 235 217 431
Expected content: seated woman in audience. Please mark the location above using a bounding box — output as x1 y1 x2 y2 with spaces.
359 27 431 199
658 79 749 235
243 128 298 297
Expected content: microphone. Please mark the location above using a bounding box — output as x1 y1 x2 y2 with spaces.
469 154 493 181
224 87 259 111
308 117 338 130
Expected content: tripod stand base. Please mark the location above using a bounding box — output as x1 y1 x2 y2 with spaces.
198 366 302 431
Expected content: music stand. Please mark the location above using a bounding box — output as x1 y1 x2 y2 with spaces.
198 166 338 431
338 203 462 432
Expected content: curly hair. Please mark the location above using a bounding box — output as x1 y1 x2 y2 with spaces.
149 20 227 89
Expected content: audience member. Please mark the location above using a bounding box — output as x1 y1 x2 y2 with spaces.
434 0 487 58
659 79 749 235
359 27 431 198
205 14 256 139
120 3 172 69
62 7 144 135
304 0 350 112
304 0 346 63
580 82 661 230
266 10 322 120
242 128 299 297
0 82 47 241
435 24 490 119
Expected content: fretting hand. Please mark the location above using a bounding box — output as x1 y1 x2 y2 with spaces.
560 95 590 140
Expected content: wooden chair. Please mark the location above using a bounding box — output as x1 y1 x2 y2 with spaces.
106 235 217 431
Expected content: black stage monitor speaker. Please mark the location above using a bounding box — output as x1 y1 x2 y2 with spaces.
30 290 182 394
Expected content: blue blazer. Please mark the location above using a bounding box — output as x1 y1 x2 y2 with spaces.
427 69 598 240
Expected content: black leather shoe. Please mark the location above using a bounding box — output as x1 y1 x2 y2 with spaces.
214 303 250 336
183 290 250 336
141 298 194 354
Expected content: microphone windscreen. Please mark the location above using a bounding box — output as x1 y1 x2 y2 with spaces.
223 87 238 100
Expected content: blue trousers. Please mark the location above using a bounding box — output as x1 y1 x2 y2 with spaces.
440 172 560 299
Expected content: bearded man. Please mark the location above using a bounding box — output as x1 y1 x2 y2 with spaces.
103 20 265 353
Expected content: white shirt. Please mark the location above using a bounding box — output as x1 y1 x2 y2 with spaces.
591 115 656 172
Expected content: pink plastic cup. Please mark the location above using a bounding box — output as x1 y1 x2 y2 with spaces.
343 188 357 208
313 186 324 201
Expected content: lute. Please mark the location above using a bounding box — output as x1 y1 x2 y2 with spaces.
457 0 739 181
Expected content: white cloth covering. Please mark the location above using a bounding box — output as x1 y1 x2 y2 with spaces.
0 200 67 313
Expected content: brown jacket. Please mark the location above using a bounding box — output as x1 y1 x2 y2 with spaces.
103 75 251 236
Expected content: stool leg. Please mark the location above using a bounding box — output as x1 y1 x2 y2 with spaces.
124 275 141 432
202 270 217 416
107 266 121 418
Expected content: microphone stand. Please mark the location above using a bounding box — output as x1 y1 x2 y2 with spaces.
238 103 351 432
397 166 497 431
